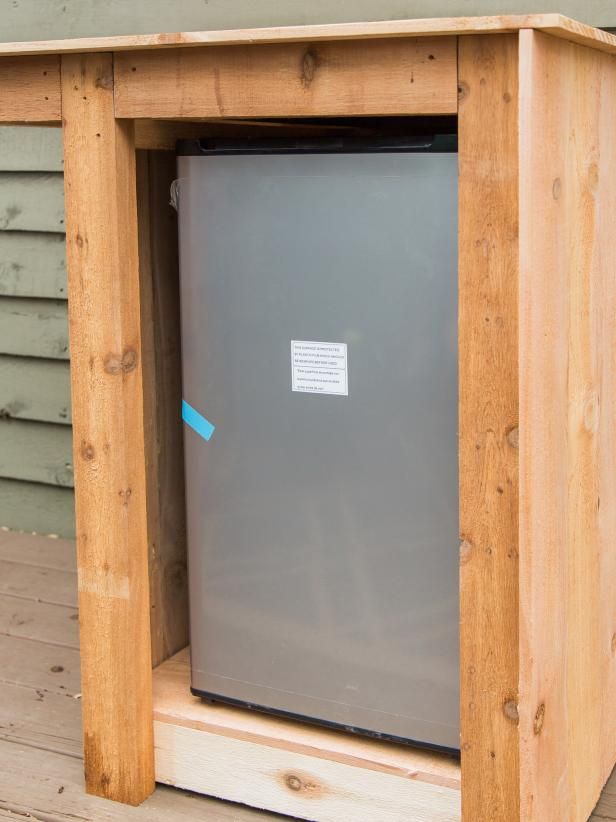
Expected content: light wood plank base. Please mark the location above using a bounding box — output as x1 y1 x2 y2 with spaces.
153 649 461 822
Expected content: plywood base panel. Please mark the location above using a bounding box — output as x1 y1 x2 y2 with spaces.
153 649 461 822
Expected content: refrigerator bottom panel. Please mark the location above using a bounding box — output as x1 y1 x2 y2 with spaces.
191 670 459 753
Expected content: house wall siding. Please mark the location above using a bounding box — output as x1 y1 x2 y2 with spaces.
0 127 72 535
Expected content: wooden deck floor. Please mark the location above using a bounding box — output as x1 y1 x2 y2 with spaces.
0 528 614 822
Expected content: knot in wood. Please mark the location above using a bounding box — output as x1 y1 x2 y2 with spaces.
503 699 519 724
80 441 95 461
104 347 138 375
301 49 318 87
95 73 113 90
119 487 132 506
285 774 303 791
533 702 545 735
583 389 600 433
281 771 322 797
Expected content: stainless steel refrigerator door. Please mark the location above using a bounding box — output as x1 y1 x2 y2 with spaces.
178 150 459 750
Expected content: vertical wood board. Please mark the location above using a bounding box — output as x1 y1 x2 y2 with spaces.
518 29 616 822
136 150 188 668
61 52 154 804
458 34 520 822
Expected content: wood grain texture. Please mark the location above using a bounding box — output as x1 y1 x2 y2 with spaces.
61 53 154 804
458 34 520 822
156 648 461 788
136 151 188 668
0 557 76 605
0 631 79 694
0 679 82 755
0 15 614 57
0 479 74 537
0 172 64 231
518 29 616 822
154 649 460 822
0 528 282 822
0 55 61 121
0 297 68 358
0 125 63 171
3 527 616 818
0 356 71 423
114 37 457 119
0 232 66 298
0 742 281 821
0 417 73 486
0 595 78 647
0 528 76 569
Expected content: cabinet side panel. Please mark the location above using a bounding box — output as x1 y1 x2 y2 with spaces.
136 150 188 668
458 34 520 822
519 29 616 822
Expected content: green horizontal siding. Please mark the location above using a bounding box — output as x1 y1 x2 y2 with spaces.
0 128 72 536
0 478 75 537
0 418 73 487
2 0 615 38
0 356 71 424
0 128 63 173
0 173 64 233
0 297 68 359
0 233 66 299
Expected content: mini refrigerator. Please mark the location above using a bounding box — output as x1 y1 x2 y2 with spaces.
177 136 459 751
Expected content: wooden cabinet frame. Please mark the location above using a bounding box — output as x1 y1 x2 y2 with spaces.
2 14 616 821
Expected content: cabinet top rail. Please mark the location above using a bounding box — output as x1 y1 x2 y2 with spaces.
0 14 615 58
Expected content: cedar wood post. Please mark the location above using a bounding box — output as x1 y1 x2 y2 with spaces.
61 52 155 804
458 34 521 821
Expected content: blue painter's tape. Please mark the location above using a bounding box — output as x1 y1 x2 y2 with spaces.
182 399 215 442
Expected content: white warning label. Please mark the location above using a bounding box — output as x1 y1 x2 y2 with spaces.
291 340 348 396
